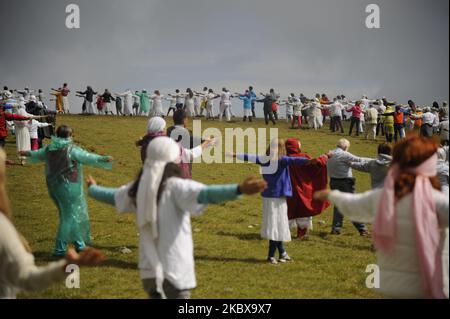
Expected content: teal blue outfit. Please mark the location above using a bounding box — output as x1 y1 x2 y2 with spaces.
88 183 241 206
135 91 151 114
28 137 112 256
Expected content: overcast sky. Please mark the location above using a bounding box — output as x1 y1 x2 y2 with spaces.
0 0 448 113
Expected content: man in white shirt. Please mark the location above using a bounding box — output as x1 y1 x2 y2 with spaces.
219 88 233 122
412 107 436 137
328 97 344 133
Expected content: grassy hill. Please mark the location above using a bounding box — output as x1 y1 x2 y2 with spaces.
4 115 382 299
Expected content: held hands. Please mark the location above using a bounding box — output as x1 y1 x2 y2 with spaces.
225 151 236 158
202 137 217 149
65 247 106 268
86 175 97 187
313 189 330 202
238 176 267 195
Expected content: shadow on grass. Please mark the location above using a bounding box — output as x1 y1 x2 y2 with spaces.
100 258 137 270
32 250 138 269
313 231 373 252
195 255 261 264
216 231 261 241
91 244 138 252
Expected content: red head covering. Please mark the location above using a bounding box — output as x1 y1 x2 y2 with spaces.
285 138 329 219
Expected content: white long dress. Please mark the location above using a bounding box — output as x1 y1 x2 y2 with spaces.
116 91 133 115
14 108 32 160
114 178 207 291
184 96 195 117
150 95 164 117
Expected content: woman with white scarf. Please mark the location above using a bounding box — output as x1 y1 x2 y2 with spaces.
87 137 266 299
14 97 35 165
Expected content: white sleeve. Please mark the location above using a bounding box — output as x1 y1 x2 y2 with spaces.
327 189 381 223
168 178 207 217
433 190 449 227
114 183 137 214
0 215 67 293
37 122 51 128
182 145 203 162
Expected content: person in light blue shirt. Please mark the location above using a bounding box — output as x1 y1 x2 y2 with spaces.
237 90 256 122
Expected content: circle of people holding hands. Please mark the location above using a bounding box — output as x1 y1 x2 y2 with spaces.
0 83 449 300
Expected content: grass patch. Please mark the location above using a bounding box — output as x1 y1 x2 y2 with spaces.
5 114 381 299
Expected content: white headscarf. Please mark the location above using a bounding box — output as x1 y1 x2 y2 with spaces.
147 117 166 134
136 136 180 238
30 95 37 102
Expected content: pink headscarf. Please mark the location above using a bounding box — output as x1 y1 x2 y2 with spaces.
373 153 445 299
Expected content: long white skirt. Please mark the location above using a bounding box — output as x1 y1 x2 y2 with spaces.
261 197 291 242
15 124 31 159
185 99 195 117
62 96 70 112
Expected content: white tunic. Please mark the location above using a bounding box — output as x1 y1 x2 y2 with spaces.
150 95 164 117
220 92 232 106
114 178 207 290
0 213 66 298
328 188 449 299
14 109 32 155
26 120 50 139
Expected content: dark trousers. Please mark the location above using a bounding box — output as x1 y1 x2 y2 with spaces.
376 118 385 136
420 124 433 137
349 117 360 136
302 110 309 124
394 123 405 142
332 116 344 133
0 137 5 148
268 240 286 259
264 110 276 125
167 106 176 116
330 178 367 233
251 102 256 118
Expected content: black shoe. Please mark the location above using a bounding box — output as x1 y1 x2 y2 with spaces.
331 229 341 235
359 230 371 237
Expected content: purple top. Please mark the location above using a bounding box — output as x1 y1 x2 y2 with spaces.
236 154 309 198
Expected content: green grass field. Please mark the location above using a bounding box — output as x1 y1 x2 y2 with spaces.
5 115 382 299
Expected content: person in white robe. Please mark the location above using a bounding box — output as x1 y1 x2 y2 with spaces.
218 88 234 122
87 137 266 299
14 97 33 165
150 91 164 117
115 90 133 116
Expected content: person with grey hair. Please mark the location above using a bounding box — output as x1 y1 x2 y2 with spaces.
326 138 368 235
411 107 436 137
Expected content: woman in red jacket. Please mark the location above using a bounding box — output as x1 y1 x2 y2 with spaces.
285 138 330 239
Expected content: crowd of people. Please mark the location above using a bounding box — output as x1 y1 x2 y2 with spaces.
0 83 449 300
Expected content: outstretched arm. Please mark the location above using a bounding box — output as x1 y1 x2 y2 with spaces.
71 147 113 169
20 148 47 164
313 189 379 223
